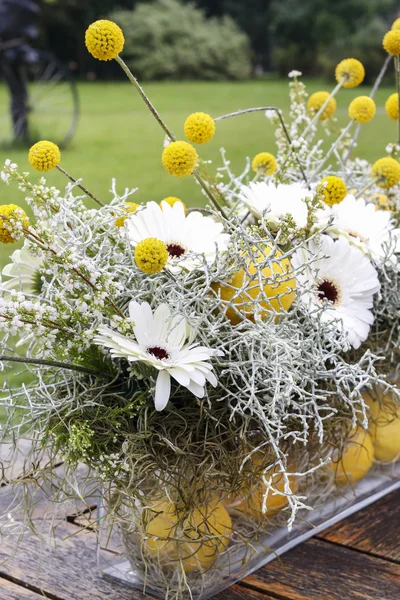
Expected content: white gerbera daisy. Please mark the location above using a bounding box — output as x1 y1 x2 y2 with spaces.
239 181 311 229
94 301 220 411
1 242 44 294
125 201 229 272
320 195 400 264
293 235 380 349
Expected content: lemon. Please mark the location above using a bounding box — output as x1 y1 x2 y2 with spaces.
364 389 400 462
329 427 374 485
143 496 232 573
226 456 296 519
213 245 296 325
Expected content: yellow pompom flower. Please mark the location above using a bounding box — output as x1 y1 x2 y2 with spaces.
251 152 277 175
161 197 186 212
162 141 198 178
348 96 376 124
385 93 399 121
383 29 400 56
85 20 124 61
184 112 216 145
335 58 365 88
0 204 29 244
318 176 347 206
134 238 168 274
28 141 60 172
115 202 139 227
371 157 400 189
392 18 400 30
307 92 337 120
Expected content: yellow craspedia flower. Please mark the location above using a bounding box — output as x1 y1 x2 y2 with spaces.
85 20 124 61
318 176 347 206
348 96 376 124
115 202 139 227
184 112 216 145
0 204 29 244
383 29 400 56
371 157 400 189
392 18 400 30
335 58 365 88
307 92 337 120
161 197 186 212
251 152 277 175
369 193 390 211
162 141 198 178
134 238 168 274
385 93 399 121
28 140 60 172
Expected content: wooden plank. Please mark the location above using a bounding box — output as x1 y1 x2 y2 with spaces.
243 537 400 600
0 521 272 600
0 578 46 599
317 488 400 563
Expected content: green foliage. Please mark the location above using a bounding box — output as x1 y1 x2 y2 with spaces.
110 0 252 81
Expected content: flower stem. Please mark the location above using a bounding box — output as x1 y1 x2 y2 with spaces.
355 178 379 198
311 120 355 180
56 166 104 207
343 55 392 165
215 106 310 189
115 55 176 142
0 354 107 378
395 56 400 144
301 79 345 139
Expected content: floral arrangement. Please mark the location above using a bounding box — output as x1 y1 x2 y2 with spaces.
1 17 400 600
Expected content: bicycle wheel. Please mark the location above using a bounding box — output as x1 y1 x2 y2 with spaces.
0 49 79 148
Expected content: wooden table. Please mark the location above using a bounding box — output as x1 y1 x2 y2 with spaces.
0 448 399 600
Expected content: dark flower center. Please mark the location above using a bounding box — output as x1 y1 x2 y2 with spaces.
147 346 169 360
167 243 186 258
317 279 339 305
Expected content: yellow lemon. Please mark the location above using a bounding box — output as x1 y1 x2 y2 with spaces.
226 456 296 519
213 245 296 325
143 496 232 573
363 389 400 462
329 427 374 485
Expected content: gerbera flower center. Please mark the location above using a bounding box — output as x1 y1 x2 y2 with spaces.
317 279 340 305
147 346 169 360
166 242 186 258
346 229 366 244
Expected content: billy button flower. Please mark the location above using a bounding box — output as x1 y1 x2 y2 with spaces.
184 112 216 144
318 176 347 206
383 29 400 56
348 96 376 124
335 58 365 88
385 93 399 121
0 204 29 244
162 141 198 178
307 92 337 120
134 238 169 274
392 18 400 30
28 140 60 172
371 157 400 189
85 20 124 61
251 152 277 176
115 202 139 227
160 197 186 212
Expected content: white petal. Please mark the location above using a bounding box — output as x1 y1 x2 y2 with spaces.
155 370 171 411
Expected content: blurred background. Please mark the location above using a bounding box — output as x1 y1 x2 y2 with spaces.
0 0 399 208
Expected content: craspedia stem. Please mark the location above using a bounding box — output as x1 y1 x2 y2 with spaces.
301 79 345 138
395 56 400 143
56 165 104 207
115 55 176 142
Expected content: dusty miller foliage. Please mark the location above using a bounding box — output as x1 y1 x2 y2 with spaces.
0 74 399 546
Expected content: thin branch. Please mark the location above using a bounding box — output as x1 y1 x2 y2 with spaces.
0 355 109 378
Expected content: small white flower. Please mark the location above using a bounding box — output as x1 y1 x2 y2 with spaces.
288 70 302 78
265 109 277 120
293 235 380 349
240 181 311 229
1 242 45 294
125 201 230 272
94 301 220 411
319 195 400 264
